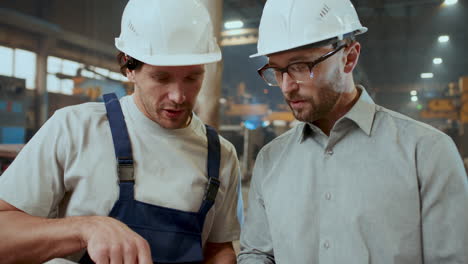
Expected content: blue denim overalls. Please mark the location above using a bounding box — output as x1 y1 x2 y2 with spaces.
80 93 221 263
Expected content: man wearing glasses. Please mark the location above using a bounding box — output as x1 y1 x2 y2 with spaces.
238 0 468 263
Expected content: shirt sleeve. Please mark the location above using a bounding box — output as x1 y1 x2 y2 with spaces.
0 110 68 217
417 133 468 263
206 143 242 243
238 151 275 264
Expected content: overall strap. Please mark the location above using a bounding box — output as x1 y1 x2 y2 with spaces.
103 93 134 182
198 125 221 218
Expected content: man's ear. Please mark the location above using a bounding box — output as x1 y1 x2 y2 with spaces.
343 41 361 74
126 68 136 82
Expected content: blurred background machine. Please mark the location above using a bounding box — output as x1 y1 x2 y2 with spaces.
0 75 28 175
0 144 23 175
419 76 468 160
0 75 29 144
0 72 132 175
47 70 133 117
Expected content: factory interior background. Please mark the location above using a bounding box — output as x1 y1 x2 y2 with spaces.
0 0 467 181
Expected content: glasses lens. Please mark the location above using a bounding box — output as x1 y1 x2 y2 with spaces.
261 68 281 86
288 63 313 83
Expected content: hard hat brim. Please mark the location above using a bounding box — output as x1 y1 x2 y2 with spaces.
250 27 368 58
116 40 222 66
132 53 222 66
117 50 222 66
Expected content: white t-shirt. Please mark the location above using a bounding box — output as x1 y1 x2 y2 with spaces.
0 95 241 263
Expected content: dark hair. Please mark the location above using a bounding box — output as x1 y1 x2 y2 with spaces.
117 52 143 76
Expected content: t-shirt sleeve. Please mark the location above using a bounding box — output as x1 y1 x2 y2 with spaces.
206 142 242 243
0 110 69 217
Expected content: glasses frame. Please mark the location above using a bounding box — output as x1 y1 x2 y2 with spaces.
257 43 347 87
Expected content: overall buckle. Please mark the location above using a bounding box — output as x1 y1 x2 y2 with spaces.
204 177 220 202
118 159 134 182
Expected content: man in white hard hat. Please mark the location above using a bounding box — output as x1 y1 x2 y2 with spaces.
238 0 468 263
0 0 241 263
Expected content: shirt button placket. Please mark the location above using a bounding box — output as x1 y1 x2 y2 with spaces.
321 144 334 262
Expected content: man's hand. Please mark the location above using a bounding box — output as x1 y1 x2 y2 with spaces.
0 199 153 264
80 216 153 264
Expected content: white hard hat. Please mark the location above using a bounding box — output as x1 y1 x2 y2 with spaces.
251 0 368 58
115 0 221 66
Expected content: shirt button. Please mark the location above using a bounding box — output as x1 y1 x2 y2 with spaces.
323 241 330 249
326 149 334 155
325 192 332 200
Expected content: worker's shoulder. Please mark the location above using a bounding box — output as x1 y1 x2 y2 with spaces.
259 123 302 155
52 101 107 122
218 134 238 157
192 116 238 160
203 125 238 160
375 104 448 140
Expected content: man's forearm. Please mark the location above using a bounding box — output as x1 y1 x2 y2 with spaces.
0 210 85 264
204 242 237 264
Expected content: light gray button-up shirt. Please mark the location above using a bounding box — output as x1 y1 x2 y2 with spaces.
238 86 468 264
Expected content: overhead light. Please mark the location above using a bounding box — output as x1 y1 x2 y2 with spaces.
243 120 258 130
433 58 443 65
438 35 450 43
444 0 458 5
224 20 244 29
272 120 287 127
421 73 434 79
262 121 271 127
410 90 418 96
221 28 258 37
411 96 419 102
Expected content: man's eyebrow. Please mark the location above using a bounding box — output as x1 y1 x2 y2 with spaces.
189 69 205 75
287 55 312 63
268 55 313 68
150 71 170 76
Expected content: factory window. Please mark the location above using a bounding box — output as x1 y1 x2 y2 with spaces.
14 49 36 89
47 56 128 95
47 56 81 95
88 66 128 82
94 67 110 77
109 71 125 81
0 45 37 89
0 46 13 76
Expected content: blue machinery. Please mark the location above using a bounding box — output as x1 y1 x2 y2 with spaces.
0 75 28 144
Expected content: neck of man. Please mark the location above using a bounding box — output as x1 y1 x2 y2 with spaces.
313 80 361 136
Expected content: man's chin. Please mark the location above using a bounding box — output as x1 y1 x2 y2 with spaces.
159 120 185 129
292 110 318 123
292 109 307 121
160 116 191 129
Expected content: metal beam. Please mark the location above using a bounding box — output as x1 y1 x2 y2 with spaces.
196 0 224 129
0 8 116 57
35 37 52 127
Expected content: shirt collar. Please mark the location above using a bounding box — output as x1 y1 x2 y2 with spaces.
299 85 376 142
342 85 376 136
